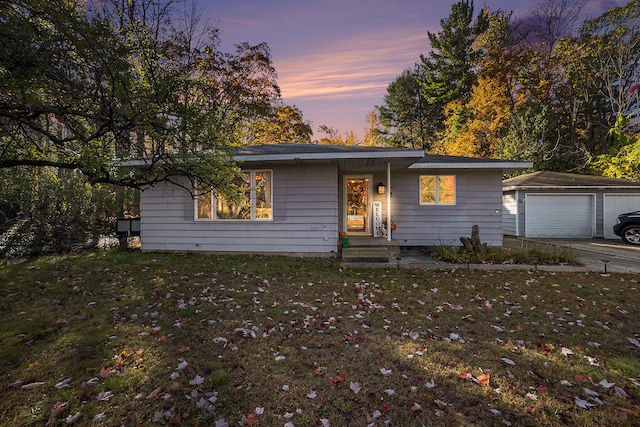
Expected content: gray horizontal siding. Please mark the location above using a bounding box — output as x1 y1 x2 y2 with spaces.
388 170 504 246
140 164 339 255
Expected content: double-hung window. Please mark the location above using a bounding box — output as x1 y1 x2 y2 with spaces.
196 170 272 220
419 175 456 205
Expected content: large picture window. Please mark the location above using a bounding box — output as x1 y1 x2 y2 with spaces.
196 170 272 220
420 175 456 205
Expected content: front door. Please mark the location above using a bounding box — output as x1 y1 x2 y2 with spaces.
345 175 372 235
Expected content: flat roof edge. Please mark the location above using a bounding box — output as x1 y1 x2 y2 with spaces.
236 150 425 162
410 162 532 170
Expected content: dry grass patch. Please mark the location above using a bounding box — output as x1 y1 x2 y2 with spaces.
0 250 639 426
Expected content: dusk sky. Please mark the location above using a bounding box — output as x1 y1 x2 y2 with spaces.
199 0 620 140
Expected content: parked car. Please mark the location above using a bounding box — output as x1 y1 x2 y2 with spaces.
613 211 640 245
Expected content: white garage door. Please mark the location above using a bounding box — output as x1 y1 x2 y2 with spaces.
603 194 640 239
525 194 594 238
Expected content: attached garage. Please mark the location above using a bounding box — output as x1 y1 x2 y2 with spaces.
503 172 640 239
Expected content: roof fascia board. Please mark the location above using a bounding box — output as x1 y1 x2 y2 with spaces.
410 161 532 170
235 150 425 162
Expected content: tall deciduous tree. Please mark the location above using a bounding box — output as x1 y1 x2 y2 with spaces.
242 104 312 145
436 10 521 157
579 0 639 130
315 125 358 146
592 116 640 180
363 110 384 147
0 0 281 194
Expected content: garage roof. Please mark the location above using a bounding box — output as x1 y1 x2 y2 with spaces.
503 171 640 190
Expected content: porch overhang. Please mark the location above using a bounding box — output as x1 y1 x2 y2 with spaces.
409 155 532 171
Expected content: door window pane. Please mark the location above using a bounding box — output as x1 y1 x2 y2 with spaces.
347 178 369 233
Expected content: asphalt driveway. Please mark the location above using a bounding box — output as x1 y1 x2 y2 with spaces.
349 237 640 274
504 237 640 274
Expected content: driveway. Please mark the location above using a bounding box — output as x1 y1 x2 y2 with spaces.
504 237 640 274
348 238 640 274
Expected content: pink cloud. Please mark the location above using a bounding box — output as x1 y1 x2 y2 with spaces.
276 28 426 101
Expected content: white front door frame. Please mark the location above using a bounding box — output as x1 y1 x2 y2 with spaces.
343 174 374 236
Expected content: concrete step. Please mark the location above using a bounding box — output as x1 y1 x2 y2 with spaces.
341 247 389 263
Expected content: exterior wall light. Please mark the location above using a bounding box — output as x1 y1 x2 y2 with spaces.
377 183 386 194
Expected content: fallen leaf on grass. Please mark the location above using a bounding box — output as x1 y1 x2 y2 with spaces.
66 413 83 423
20 381 46 390
627 337 640 348
598 379 615 389
96 390 114 401
239 413 258 426
350 382 361 394
54 378 72 389
585 355 599 366
477 373 490 386
584 388 600 398
434 399 449 408
379 368 392 376
502 358 516 366
189 375 204 386
147 386 164 399
615 387 630 398
575 397 594 409
46 401 70 426
99 367 111 379
330 373 346 387
536 342 553 354
561 347 574 356
82 377 99 388
460 372 480 384
411 402 422 412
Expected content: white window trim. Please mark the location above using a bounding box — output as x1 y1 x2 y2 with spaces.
194 169 273 221
419 175 456 206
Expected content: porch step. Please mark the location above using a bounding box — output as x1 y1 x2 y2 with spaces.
341 247 390 263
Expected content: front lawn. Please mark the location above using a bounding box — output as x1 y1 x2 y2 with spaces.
1 250 639 426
